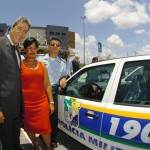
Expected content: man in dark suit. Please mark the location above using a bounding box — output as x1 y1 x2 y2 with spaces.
0 16 31 150
72 55 80 74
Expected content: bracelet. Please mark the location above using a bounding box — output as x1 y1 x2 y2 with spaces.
49 101 54 104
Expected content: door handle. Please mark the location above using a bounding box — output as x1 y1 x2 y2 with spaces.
85 112 99 119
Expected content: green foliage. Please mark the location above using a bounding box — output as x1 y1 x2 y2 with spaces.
79 63 85 68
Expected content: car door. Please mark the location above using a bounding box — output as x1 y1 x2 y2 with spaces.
101 56 150 150
58 60 120 150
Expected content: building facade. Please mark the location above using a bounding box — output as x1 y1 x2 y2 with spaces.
0 24 75 55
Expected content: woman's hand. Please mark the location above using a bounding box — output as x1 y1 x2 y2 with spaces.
50 103 55 115
0 112 5 124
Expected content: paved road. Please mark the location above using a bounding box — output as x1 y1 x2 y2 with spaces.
20 128 91 150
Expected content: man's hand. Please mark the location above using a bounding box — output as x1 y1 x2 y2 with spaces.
60 77 67 88
0 112 5 124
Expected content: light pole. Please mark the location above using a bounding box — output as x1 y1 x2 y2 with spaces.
81 16 87 65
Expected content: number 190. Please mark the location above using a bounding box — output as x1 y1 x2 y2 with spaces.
109 117 150 143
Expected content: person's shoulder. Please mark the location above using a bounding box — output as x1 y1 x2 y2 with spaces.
0 36 5 43
61 58 67 63
38 61 46 67
0 36 9 48
37 54 48 61
58 56 66 63
0 37 3 41
57 57 67 70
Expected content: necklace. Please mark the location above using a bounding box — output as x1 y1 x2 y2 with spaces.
23 59 38 69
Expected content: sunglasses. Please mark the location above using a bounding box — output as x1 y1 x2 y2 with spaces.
50 43 61 47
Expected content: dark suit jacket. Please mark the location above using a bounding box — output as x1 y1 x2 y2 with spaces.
72 59 80 73
0 36 23 118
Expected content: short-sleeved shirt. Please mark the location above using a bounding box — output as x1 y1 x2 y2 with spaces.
38 54 67 85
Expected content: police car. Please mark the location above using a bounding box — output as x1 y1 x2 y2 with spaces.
58 55 150 150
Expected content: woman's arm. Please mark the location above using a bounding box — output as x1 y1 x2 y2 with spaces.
43 63 55 115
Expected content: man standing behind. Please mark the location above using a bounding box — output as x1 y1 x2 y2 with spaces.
0 16 31 150
72 55 80 74
39 36 67 148
91 57 98 63
64 49 73 78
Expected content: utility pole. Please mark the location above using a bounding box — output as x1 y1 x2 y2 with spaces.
81 16 87 65
135 51 137 56
86 51 89 64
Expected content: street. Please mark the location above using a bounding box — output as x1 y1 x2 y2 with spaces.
20 128 91 150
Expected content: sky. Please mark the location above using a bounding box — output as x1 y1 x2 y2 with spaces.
0 0 150 64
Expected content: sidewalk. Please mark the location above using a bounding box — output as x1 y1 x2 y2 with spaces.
0 129 89 150
20 128 33 150
20 129 68 150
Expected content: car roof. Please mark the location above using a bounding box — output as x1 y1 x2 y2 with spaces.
84 54 150 69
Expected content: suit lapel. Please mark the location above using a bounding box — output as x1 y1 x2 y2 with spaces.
4 36 20 69
4 36 14 56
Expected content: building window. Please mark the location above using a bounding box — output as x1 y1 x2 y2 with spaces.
0 30 4 33
49 31 54 35
55 32 60 35
61 32 66 36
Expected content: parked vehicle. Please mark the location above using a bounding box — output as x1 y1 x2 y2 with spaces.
58 55 150 150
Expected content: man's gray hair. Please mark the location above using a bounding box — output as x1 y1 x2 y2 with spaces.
12 16 31 29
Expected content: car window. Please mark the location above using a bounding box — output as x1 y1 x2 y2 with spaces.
65 64 115 102
115 60 150 106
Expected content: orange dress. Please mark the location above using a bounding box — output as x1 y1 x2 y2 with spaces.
21 61 51 134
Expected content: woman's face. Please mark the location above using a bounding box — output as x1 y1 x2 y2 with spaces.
25 42 38 59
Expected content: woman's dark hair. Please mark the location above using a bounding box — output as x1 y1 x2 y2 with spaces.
23 37 39 49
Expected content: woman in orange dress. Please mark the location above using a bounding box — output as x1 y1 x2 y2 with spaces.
21 37 54 150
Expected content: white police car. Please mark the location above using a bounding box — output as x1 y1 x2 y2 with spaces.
58 55 150 150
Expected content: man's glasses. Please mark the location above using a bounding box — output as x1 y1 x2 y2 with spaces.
50 43 61 47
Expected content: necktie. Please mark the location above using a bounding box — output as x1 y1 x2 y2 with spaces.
13 45 20 68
